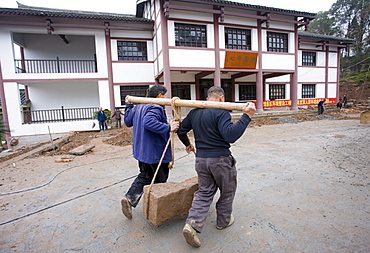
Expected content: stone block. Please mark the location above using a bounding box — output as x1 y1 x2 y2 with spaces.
360 111 370 124
68 144 95 155
143 176 198 226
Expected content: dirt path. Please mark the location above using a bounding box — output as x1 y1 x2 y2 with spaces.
0 114 369 252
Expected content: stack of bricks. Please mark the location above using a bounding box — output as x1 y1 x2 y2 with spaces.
143 176 198 226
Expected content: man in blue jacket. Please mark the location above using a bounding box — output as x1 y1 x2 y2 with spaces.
177 86 256 247
121 85 179 219
97 107 107 131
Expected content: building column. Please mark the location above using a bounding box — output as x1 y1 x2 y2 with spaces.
336 47 341 102
213 13 221 87
104 23 115 112
290 24 299 111
325 44 329 98
0 63 12 149
256 19 264 113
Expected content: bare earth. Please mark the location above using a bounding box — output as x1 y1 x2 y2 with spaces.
0 109 369 252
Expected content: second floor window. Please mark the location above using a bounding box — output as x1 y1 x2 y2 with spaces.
302 51 316 66
175 23 207 48
302 84 316 98
225 28 251 50
269 84 286 100
267 32 288 52
117 41 147 61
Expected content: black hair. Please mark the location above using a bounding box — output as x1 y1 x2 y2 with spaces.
207 86 225 98
147 85 167 98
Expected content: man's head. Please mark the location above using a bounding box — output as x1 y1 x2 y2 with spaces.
207 86 225 102
147 85 167 98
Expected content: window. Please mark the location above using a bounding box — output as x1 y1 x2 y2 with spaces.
175 23 207 48
225 28 251 50
302 84 316 98
267 32 288 52
120 85 149 105
239 85 256 100
172 85 191 100
117 41 147 61
269 84 285 100
302 51 316 66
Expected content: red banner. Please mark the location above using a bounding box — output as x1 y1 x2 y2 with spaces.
262 98 336 108
224 51 258 69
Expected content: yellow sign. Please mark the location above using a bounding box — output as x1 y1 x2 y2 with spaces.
224 51 258 69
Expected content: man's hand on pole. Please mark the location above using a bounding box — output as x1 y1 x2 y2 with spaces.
242 102 256 118
185 144 195 154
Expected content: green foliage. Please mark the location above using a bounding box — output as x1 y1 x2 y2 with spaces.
0 118 9 142
308 0 370 57
93 110 111 120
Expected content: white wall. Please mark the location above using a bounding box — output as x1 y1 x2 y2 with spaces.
112 63 155 83
262 54 295 70
28 82 99 110
169 49 215 68
298 67 326 82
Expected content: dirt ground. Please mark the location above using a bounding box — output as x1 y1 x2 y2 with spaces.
0 107 369 252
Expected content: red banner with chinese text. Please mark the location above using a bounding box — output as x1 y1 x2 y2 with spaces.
262 98 336 108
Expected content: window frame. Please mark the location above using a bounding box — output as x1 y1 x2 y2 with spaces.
225 27 252 50
175 23 207 48
267 32 288 52
239 84 256 101
302 51 317 66
269 84 286 100
302 84 316 98
117 41 148 61
120 85 149 105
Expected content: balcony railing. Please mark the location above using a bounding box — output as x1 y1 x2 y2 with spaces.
15 57 97 74
23 107 99 124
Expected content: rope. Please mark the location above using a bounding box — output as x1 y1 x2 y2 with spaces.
144 97 182 219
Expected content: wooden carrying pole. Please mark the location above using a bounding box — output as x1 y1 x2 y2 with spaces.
126 96 248 111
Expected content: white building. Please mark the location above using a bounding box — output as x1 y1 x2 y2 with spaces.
0 0 353 143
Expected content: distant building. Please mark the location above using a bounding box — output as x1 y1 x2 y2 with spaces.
0 0 354 139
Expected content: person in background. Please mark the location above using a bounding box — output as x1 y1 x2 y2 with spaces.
343 95 348 108
97 107 107 131
318 99 326 115
111 108 124 128
177 86 256 247
120 85 179 219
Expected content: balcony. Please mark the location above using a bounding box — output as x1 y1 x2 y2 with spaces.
15 57 97 74
23 106 99 124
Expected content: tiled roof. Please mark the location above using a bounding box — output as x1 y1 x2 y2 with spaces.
299 31 355 43
190 0 316 17
0 3 153 23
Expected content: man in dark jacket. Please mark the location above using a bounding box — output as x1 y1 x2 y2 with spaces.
121 85 179 219
177 86 256 247
97 107 107 131
318 99 326 115
111 108 124 128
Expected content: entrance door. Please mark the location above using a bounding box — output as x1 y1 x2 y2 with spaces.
200 79 232 101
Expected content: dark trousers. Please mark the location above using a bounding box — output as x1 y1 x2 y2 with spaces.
116 119 122 128
98 121 105 131
125 161 169 207
318 106 324 115
186 155 237 233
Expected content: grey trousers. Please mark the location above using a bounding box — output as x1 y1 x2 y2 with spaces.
186 155 237 233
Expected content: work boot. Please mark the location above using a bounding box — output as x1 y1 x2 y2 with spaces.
121 197 132 219
216 214 235 230
183 224 201 247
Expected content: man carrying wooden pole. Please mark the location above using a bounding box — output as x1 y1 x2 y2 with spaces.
121 85 179 219
177 86 256 247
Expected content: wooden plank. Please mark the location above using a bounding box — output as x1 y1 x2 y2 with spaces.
126 96 249 111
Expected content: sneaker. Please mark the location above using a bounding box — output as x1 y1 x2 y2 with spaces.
216 214 234 230
121 197 132 219
183 224 201 248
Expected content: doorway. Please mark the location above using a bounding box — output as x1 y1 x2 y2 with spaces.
199 79 232 102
